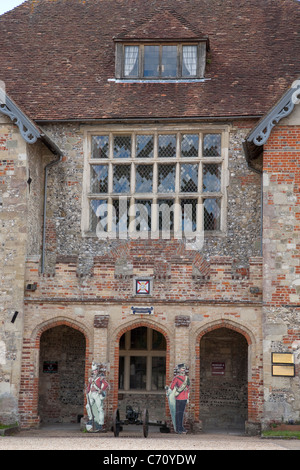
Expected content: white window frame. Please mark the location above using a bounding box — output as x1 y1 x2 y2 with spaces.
81 124 229 239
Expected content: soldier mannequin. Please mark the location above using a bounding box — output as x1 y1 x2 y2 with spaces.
86 362 109 432
168 363 190 434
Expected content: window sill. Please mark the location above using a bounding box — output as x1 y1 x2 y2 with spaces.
108 78 210 84
82 230 226 238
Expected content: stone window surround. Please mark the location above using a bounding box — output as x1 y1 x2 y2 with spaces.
81 124 229 238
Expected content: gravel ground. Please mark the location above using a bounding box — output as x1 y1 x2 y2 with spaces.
0 424 299 451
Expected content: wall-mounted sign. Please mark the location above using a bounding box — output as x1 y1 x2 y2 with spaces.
131 306 154 315
271 352 295 377
43 361 58 373
272 364 295 377
211 362 225 376
272 353 294 364
135 279 151 295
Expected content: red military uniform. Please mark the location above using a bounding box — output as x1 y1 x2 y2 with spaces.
169 364 190 433
87 376 109 394
170 374 190 400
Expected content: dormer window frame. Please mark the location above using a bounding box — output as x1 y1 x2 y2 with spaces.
115 39 207 81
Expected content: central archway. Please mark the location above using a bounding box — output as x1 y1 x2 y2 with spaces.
113 322 170 424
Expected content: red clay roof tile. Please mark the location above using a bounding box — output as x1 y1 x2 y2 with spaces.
0 0 299 122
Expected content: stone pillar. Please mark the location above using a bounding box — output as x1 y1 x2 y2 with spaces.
93 315 110 364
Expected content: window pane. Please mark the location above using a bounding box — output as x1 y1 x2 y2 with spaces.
135 200 152 231
119 356 125 389
158 199 175 231
152 330 166 350
124 46 139 77
203 164 221 192
203 134 221 157
182 45 197 77
113 135 131 158
161 45 177 77
136 135 154 158
181 198 197 232
112 198 130 232
119 333 126 350
130 357 147 389
113 164 131 193
92 135 109 159
90 199 108 232
180 163 198 192
90 165 108 193
152 357 166 390
181 134 199 158
158 134 176 158
136 164 153 192
158 164 176 193
130 327 147 349
204 198 221 230
144 46 159 77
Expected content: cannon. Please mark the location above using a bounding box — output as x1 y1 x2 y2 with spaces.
112 405 169 437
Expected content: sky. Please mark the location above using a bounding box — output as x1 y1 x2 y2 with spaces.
0 0 26 16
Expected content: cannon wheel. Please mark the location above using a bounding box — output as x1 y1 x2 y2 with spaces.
113 409 121 437
142 408 149 438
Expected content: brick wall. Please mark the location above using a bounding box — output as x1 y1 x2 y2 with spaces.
262 120 300 426
0 116 28 425
21 238 263 431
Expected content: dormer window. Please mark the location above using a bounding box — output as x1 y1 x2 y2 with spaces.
122 43 201 79
113 9 209 82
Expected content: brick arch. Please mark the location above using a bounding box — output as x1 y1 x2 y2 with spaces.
196 320 253 345
110 319 171 415
19 318 93 429
193 320 259 426
31 317 92 349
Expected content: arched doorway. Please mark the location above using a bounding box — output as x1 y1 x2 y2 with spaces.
38 325 86 424
118 326 167 423
199 327 248 432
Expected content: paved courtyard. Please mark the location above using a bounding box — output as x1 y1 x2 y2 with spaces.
0 424 299 451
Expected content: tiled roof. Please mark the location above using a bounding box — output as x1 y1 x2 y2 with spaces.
115 9 207 41
0 0 299 122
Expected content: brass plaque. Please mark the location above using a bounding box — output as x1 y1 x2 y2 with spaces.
272 365 295 377
272 353 294 364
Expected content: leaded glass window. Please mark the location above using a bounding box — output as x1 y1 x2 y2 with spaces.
158 164 176 193
136 165 153 193
180 164 198 192
136 135 154 158
120 42 206 80
113 164 131 193
204 198 221 230
158 134 176 158
113 135 131 158
86 129 225 235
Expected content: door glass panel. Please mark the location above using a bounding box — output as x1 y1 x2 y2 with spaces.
130 356 147 389
152 357 166 390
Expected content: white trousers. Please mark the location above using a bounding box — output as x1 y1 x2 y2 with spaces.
86 391 105 424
